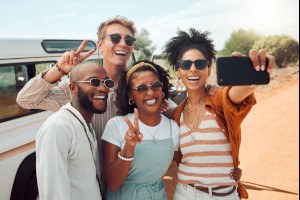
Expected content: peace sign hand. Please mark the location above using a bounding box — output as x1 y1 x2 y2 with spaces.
57 39 96 74
123 108 143 147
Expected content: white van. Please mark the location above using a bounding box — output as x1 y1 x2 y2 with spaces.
0 37 98 200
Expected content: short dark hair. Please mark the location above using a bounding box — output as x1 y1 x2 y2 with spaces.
116 60 172 116
163 28 216 69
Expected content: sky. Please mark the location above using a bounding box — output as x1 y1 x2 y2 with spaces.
0 0 299 54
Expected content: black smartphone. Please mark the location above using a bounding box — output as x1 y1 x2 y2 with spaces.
216 56 270 86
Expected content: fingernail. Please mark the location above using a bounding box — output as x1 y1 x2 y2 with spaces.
267 68 271 73
261 65 265 71
255 66 260 71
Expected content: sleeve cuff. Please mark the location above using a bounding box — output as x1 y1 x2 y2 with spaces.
223 87 257 113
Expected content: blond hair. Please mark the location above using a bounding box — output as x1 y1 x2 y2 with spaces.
97 15 136 41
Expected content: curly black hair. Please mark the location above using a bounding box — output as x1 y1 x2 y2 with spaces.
163 28 216 69
116 60 172 116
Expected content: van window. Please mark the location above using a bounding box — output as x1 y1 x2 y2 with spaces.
0 62 53 122
42 40 96 53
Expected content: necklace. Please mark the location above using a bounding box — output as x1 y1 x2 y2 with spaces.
141 116 162 143
184 98 205 113
184 98 205 143
184 98 205 129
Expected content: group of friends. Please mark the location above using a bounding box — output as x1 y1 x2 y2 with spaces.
16 15 275 200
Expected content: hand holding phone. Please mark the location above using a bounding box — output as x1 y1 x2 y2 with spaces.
216 56 270 86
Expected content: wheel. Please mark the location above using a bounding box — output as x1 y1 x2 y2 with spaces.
10 153 39 200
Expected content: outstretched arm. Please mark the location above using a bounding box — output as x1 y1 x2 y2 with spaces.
229 49 275 104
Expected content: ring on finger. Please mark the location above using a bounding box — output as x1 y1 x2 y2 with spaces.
127 131 133 137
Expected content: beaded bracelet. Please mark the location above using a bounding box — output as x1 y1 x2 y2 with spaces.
55 62 68 75
118 152 134 162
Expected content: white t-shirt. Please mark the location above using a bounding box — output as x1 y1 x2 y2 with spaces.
102 113 180 151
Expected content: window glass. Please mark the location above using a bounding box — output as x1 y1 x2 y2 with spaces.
42 40 96 53
0 62 51 122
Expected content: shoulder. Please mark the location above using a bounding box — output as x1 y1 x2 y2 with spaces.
106 114 131 127
37 111 74 140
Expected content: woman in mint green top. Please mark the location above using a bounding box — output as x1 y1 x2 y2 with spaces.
101 60 180 200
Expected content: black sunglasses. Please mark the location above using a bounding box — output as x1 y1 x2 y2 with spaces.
101 34 136 46
75 78 115 89
177 59 208 70
131 81 163 94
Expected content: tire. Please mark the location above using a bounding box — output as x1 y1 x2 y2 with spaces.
10 153 38 200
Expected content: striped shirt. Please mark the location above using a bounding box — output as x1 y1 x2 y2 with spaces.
178 110 237 187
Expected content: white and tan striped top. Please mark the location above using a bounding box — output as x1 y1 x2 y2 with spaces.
178 110 237 187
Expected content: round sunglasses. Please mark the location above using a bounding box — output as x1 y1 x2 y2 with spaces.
177 59 208 70
131 81 163 95
75 78 115 89
101 34 136 46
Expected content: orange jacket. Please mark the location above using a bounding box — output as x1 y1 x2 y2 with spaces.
171 87 256 199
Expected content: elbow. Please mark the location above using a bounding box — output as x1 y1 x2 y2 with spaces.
106 182 122 192
16 93 25 107
104 174 123 192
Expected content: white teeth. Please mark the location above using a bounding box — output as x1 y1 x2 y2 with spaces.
188 76 200 80
94 95 106 100
115 51 127 56
145 99 156 105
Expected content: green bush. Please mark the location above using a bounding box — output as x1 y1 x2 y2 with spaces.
253 35 299 68
219 29 263 56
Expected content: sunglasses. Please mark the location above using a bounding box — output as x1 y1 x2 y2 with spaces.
177 59 208 70
75 78 115 89
131 81 163 94
101 34 136 46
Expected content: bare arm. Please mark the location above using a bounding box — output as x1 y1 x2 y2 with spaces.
102 141 135 192
229 49 275 104
102 109 143 192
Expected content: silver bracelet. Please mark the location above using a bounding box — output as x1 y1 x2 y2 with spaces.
118 152 134 162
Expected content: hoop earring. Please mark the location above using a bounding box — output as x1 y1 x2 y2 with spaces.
162 92 165 99
129 99 134 105
177 77 181 85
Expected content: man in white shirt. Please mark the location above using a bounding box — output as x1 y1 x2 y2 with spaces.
36 62 114 200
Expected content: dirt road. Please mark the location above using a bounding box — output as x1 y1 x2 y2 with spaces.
239 75 299 200
164 69 299 199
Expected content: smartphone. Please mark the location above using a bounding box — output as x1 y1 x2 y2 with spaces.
216 56 270 86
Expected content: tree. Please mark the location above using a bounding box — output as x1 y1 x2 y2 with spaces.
219 29 262 56
133 28 156 60
253 35 299 68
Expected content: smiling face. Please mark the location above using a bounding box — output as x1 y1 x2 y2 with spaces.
99 23 134 73
178 49 211 93
129 71 163 116
71 63 110 114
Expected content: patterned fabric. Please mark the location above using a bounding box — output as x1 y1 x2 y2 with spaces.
171 87 256 199
178 111 236 187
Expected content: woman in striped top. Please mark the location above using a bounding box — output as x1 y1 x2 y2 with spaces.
163 28 275 199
